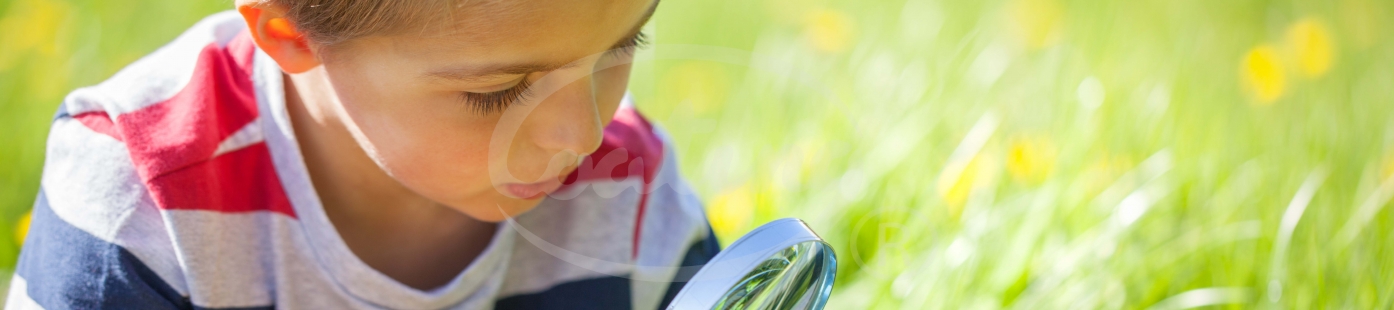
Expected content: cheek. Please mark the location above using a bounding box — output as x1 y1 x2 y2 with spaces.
322 63 497 193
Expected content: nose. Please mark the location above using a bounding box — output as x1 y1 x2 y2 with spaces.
526 73 604 160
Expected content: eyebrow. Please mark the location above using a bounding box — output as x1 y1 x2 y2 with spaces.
424 0 660 82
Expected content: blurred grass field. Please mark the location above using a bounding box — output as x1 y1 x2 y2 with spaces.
2 0 1393 308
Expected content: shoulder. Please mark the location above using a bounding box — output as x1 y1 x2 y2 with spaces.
50 10 293 216
60 10 261 183
14 12 294 308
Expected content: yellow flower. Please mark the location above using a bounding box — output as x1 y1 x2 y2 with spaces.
15 211 32 246
1006 135 1057 184
804 8 854 53
1007 0 1064 49
708 185 753 241
1287 18 1336 78
1241 45 1286 104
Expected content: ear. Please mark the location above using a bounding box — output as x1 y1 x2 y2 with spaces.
237 3 320 73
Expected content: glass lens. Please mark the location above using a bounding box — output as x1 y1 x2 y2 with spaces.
712 241 837 310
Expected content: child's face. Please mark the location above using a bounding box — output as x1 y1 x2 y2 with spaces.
313 0 655 221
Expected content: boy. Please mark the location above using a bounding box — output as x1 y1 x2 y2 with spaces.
6 0 718 309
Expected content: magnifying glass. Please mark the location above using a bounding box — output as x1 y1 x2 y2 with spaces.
667 218 838 310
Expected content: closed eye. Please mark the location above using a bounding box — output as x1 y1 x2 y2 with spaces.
459 78 533 115
459 31 648 115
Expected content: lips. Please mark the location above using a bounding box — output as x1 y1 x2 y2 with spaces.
500 177 564 200
499 162 580 200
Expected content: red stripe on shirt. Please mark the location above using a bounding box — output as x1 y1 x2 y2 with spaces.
108 31 294 217
146 142 295 217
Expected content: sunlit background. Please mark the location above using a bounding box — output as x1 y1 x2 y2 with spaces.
2 0 1393 308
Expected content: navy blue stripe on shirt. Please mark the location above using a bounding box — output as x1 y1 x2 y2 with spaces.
18 184 716 310
495 276 632 310
17 189 192 310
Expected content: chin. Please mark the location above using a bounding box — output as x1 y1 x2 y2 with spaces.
453 195 546 223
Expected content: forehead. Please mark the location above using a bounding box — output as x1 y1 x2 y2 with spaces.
347 0 652 65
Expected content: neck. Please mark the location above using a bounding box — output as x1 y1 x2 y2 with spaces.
283 68 496 290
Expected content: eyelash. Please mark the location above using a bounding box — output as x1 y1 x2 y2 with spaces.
459 78 532 115
609 31 649 58
457 31 648 115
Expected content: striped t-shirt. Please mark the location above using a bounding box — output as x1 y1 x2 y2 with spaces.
6 11 718 310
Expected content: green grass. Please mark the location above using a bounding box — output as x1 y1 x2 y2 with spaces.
2 0 1392 308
